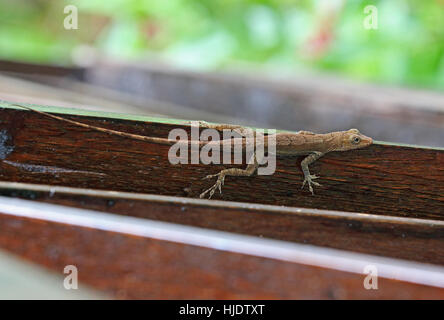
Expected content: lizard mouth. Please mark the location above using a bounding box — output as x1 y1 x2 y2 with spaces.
360 135 373 147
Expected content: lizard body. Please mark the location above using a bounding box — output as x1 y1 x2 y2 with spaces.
13 104 373 198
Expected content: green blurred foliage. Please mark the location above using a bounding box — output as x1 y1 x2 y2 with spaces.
0 0 443 89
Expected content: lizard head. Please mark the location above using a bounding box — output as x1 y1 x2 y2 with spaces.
339 129 373 151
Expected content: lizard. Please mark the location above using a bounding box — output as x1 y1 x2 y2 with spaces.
12 104 373 198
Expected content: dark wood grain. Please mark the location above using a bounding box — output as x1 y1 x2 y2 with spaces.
0 106 443 220
0 182 443 266
0 197 443 299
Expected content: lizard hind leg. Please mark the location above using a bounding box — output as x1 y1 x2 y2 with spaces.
194 121 257 138
199 154 259 199
300 151 324 195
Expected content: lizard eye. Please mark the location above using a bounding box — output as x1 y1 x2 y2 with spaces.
351 136 361 144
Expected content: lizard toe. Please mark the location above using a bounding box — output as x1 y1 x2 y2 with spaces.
302 175 321 194
203 173 218 180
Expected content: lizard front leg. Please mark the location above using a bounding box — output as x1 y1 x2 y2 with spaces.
301 151 324 195
200 153 260 199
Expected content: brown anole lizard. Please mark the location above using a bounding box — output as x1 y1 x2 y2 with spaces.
13 104 373 198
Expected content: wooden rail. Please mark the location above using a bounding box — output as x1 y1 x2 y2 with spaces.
0 103 442 220
0 196 443 299
0 182 443 266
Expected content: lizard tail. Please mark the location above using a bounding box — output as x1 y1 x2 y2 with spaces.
12 104 194 146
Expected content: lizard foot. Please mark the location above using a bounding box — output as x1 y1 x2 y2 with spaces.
301 174 321 195
200 173 226 199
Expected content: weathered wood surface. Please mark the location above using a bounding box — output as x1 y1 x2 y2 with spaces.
0 74 167 117
0 104 443 220
0 60 244 124
0 196 443 299
0 182 443 266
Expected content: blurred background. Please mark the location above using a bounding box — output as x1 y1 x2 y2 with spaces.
2 0 444 88
0 0 443 146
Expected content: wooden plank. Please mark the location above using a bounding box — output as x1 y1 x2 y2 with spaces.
0 196 443 299
0 104 442 220
0 182 443 266
0 59 265 124
37 76 255 124
0 75 168 118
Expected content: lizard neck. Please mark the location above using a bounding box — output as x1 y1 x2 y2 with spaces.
323 132 344 153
